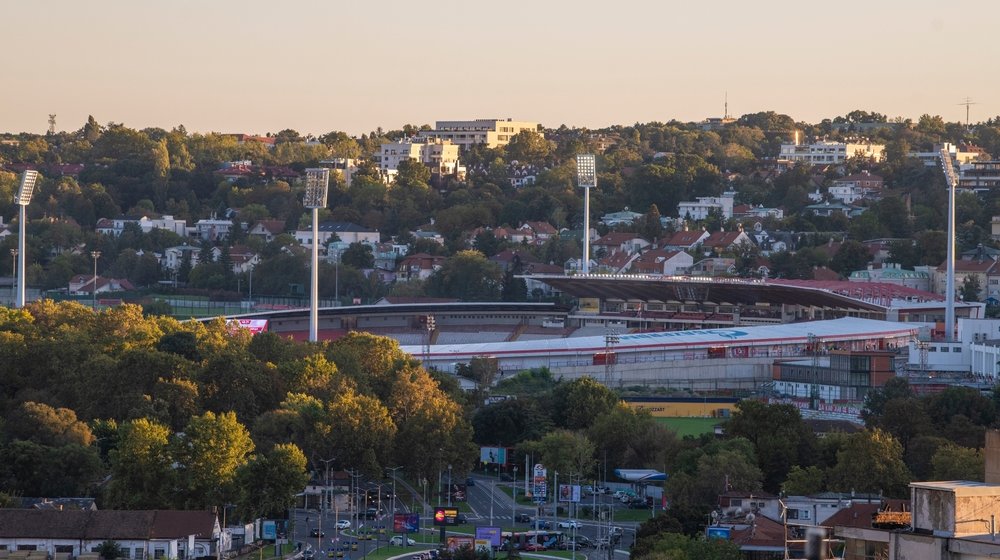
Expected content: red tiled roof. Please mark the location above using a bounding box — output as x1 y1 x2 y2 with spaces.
703 231 746 248
665 231 706 246
593 232 646 246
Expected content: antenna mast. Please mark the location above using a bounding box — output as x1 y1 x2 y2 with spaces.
958 97 978 129
47 114 56 135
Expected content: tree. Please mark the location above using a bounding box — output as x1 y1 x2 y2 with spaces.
829 240 872 276
631 532 741 560
930 444 984 481
781 465 825 495
551 377 618 430
522 429 596 480
340 242 374 269
725 401 815 492
505 131 553 164
4 401 94 447
427 250 503 301
106 418 174 509
827 429 911 497
236 443 310 520
97 541 122 560
172 411 255 509
472 399 552 446
961 274 982 302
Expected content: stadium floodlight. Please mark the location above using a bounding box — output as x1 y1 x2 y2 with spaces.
14 170 39 308
940 149 958 342
303 169 330 342
576 155 596 274
303 168 330 209
576 154 596 189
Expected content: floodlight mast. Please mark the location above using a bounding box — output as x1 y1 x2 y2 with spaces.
304 169 330 342
940 149 958 342
14 170 38 308
576 155 596 275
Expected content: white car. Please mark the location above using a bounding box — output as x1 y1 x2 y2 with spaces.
389 537 416 546
557 520 582 530
335 520 351 530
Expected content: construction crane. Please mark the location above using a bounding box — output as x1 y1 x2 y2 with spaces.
940 148 959 342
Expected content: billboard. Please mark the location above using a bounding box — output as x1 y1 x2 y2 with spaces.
227 318 268 335
433 507 460 526
532 464 547 503
262 520 277 540
706 527 731 540
394 513 420 533
475 527 502 547
479 446 507 465
558 484 581 503
446 537 475 552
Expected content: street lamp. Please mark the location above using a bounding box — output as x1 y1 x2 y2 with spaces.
386 467 403 545
14 170 38 308
303 168 330 343
90 250 101 310
576 154 596 275
447 464 453 507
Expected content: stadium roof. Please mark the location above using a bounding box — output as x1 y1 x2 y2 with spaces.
402 317 919 359
615 469 667 482
529 274 943 311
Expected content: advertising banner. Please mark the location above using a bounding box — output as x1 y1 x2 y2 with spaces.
558 484 581 503
394 513 420 532
446 537 475 552
475 527 502 547
262 520 277 540
706 527 731 540
433 507 460 526
479 447 508 465
227 319 268 335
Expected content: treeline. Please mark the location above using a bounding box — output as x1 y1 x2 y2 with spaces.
0 300 474 520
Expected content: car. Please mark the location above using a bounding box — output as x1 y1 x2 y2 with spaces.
335 520 351 530
465 477 475 487
310 529 325 538
610 526 624 536
558 536 592 550
455 513 468 524
514 513 532 523
522 543 546 551
364 508 378 519
410 554 429 560
595 538 611 550
389 536 416 546
557 520 582 529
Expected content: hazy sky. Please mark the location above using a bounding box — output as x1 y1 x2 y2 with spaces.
2 0 997 136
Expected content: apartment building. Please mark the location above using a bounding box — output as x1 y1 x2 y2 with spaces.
378 139 460 181
779 139 885 164
417 119 540 149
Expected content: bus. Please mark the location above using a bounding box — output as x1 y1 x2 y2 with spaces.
501 530 565 551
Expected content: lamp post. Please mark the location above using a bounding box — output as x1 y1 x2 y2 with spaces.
90 250 101 310
14 170 38 308
303 169 330 342
447 464 453 507
576 155 596 275
940 148 959 341
386 466 403 545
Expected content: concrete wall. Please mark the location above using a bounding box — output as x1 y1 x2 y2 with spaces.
986 431 1000 484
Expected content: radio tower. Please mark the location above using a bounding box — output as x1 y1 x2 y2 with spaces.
958 97 977 129
47 114 56 135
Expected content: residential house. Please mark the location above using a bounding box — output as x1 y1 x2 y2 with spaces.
805 201 866 218
193 219 234 242
162 245 200 272
662 229 710 251
934 258 997 302
294 222 380 251
779 137 886 164
68 275 134 296
631 249 693 275
689 257 736 276
417 119 540 150
210 245 260 274
397 253 446 281
599 209 644 227
829 171 883 203
412 225 445 246
848 263 932 292
377 138 460 182
677 192 735 221
700 229 754 255
247 220 287 243
490 249 540 272
0 509 220 560
509 222 557 244
373 242 408 272
907 142 980 168
591 232 650 257
564 257 597 274
733 204 784 220
595 252 637 274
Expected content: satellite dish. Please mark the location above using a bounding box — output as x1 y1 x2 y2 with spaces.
745 512 756 524
734 507 744 516
711 510 719 520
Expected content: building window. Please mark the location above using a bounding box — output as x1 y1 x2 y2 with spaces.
154 550 165 559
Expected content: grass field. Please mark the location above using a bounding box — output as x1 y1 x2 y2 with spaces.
655 417 720 437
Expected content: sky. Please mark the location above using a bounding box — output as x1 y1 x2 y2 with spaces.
2 0 997 136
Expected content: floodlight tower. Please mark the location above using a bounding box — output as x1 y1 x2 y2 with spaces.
303 169 330 342
576 154 596 274
940 149 959 342
14 170 38 308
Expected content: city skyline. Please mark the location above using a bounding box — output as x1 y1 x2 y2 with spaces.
2 0 997 136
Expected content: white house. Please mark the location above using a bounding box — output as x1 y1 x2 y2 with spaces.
294 222 380 251
677 192 735 221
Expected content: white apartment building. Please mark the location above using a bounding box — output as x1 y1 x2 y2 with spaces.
908 142 980 168
779 139 885 164
677 192 735 220
960 160 1000 192
319 158 361 188
378 139 460 181
96 215 187 237
417 119 540 149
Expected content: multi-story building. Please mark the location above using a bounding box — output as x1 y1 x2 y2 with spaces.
849 263 932 292
779 139 885 164
677 192 736 220
417 119 540 150
377 139 460 181
960 160 1000 193
829 171 884 203
319 158 361 188
908 142 980 168
294 222 380 251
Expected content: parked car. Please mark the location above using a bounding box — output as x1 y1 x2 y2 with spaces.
514 513 532 523
558 536 592 549
389 536 416 546
610 526 624 536
557 520 582 529
335 520 351 530
364 508 378 519
522 543 547 551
